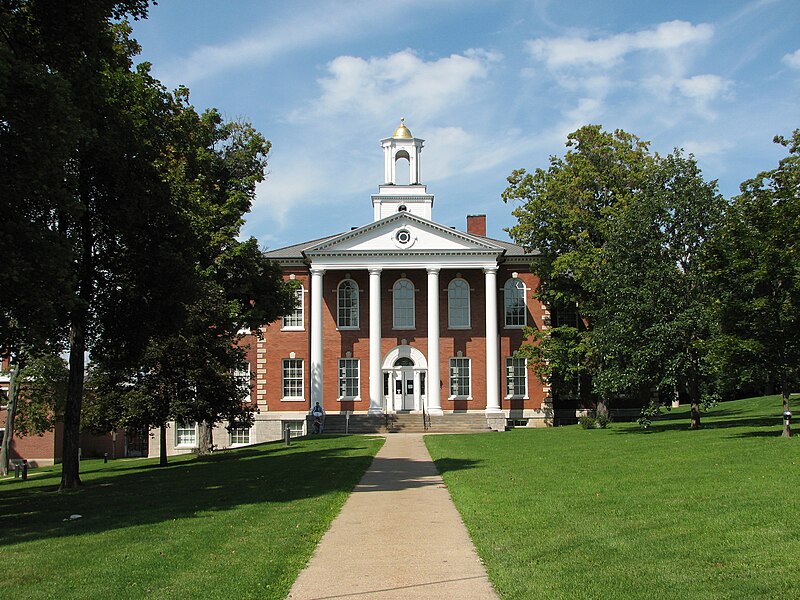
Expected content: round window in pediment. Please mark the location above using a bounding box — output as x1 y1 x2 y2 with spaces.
396 229 412 245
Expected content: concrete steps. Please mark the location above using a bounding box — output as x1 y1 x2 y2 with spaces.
316 413 493 434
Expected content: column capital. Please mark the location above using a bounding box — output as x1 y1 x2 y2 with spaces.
368 267 383 275
483 266 499 275
426 266 441 275
310 267 326 276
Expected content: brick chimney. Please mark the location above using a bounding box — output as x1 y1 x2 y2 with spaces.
466 214 486 237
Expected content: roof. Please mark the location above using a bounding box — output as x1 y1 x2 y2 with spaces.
263 228 537 262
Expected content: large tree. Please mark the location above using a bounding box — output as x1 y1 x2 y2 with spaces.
503 125 655 416
591 150 726 428
1 1 199 488
706 130 800 436
86 103 295 464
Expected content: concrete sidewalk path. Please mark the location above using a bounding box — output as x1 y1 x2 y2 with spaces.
287 434 498 599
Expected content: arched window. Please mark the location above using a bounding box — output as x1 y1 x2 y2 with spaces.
393 278 415 329
448 278 470 328
337 279 359 329
504 278 526 327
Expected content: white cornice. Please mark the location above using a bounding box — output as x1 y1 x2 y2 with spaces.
304 212 504 254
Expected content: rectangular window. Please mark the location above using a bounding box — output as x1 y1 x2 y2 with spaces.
449 357 471 398
234 361 251 402
282 420 304 438
175 421 197 447
506 357 528 398
282 358 304 399
338 358 360 399
282 286 304 329
229 426 251 445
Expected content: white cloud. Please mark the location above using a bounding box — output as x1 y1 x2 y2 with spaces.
526 20 714 70
152 2 421 86
680 138 734 158
783 49 800 69
294 49 500 122
675 74 731 101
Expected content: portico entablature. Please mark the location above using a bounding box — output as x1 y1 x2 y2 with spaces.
303 252 502 272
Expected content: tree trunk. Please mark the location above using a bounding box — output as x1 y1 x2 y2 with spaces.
595 398 609 419
60 160 93 491
687 377 701 430
60 315 86 490
196 421 213 456
0 363 22 476
159 423 168 466
781 384 792 438
689 402 701 429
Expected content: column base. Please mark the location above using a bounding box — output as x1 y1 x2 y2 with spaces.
426 407 444 416
485 410 507 432
368 407 384 415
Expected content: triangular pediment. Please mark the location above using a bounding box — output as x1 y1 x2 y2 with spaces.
303 213 504 256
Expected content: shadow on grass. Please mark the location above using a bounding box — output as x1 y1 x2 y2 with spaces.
614 404 785 436
0 437 378 548
0 435 482 548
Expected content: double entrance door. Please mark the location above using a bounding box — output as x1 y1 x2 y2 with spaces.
389 367 426 412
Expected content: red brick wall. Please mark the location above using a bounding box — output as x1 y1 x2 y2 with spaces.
259 264 543 413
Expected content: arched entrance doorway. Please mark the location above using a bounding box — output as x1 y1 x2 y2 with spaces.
382 346 428 413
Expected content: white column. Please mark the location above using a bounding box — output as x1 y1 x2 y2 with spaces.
484 267 502 414
369 268 383 414
427 267 443 415
413 370 421 412
310 268 325 410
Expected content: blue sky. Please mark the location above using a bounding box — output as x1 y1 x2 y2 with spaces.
131 0 800 249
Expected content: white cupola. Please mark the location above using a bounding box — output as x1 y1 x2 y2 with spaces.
372 118 434 221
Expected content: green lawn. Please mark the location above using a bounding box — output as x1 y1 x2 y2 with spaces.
426 395 800 600
0 434 383 599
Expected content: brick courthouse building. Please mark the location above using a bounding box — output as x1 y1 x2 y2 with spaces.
154 121 551 455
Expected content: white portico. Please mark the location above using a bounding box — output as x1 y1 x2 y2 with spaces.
301 120 507 417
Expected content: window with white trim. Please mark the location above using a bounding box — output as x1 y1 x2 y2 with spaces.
338 358 360 399
504 278 526 327
448 278 470 328
175 421 197 447
506 357 528 398
337 279 359 329
393 278 415 329
449 357 471 398
234 361 251 402
282 286 304 329
282 358 304 399
283 420 304 438
229 426 251 445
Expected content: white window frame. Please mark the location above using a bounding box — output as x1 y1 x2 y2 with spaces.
449 357 472 399
282 420 305 438
337 358 360 400
504 278 527 328
506 357 528 399
175 421 197 447
281 358 304 401
229 425 251 446
234 361 251 402
337 279 360 329
393 278 415 329
282 285 304 330
447 278 471 329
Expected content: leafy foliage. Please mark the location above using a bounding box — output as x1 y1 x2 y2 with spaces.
706 130 800 435
505 126 725 428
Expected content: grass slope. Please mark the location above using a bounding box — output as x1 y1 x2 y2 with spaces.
0 434 383 599
426 395 800 600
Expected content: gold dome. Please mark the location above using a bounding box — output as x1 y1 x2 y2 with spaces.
393 117 412 139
